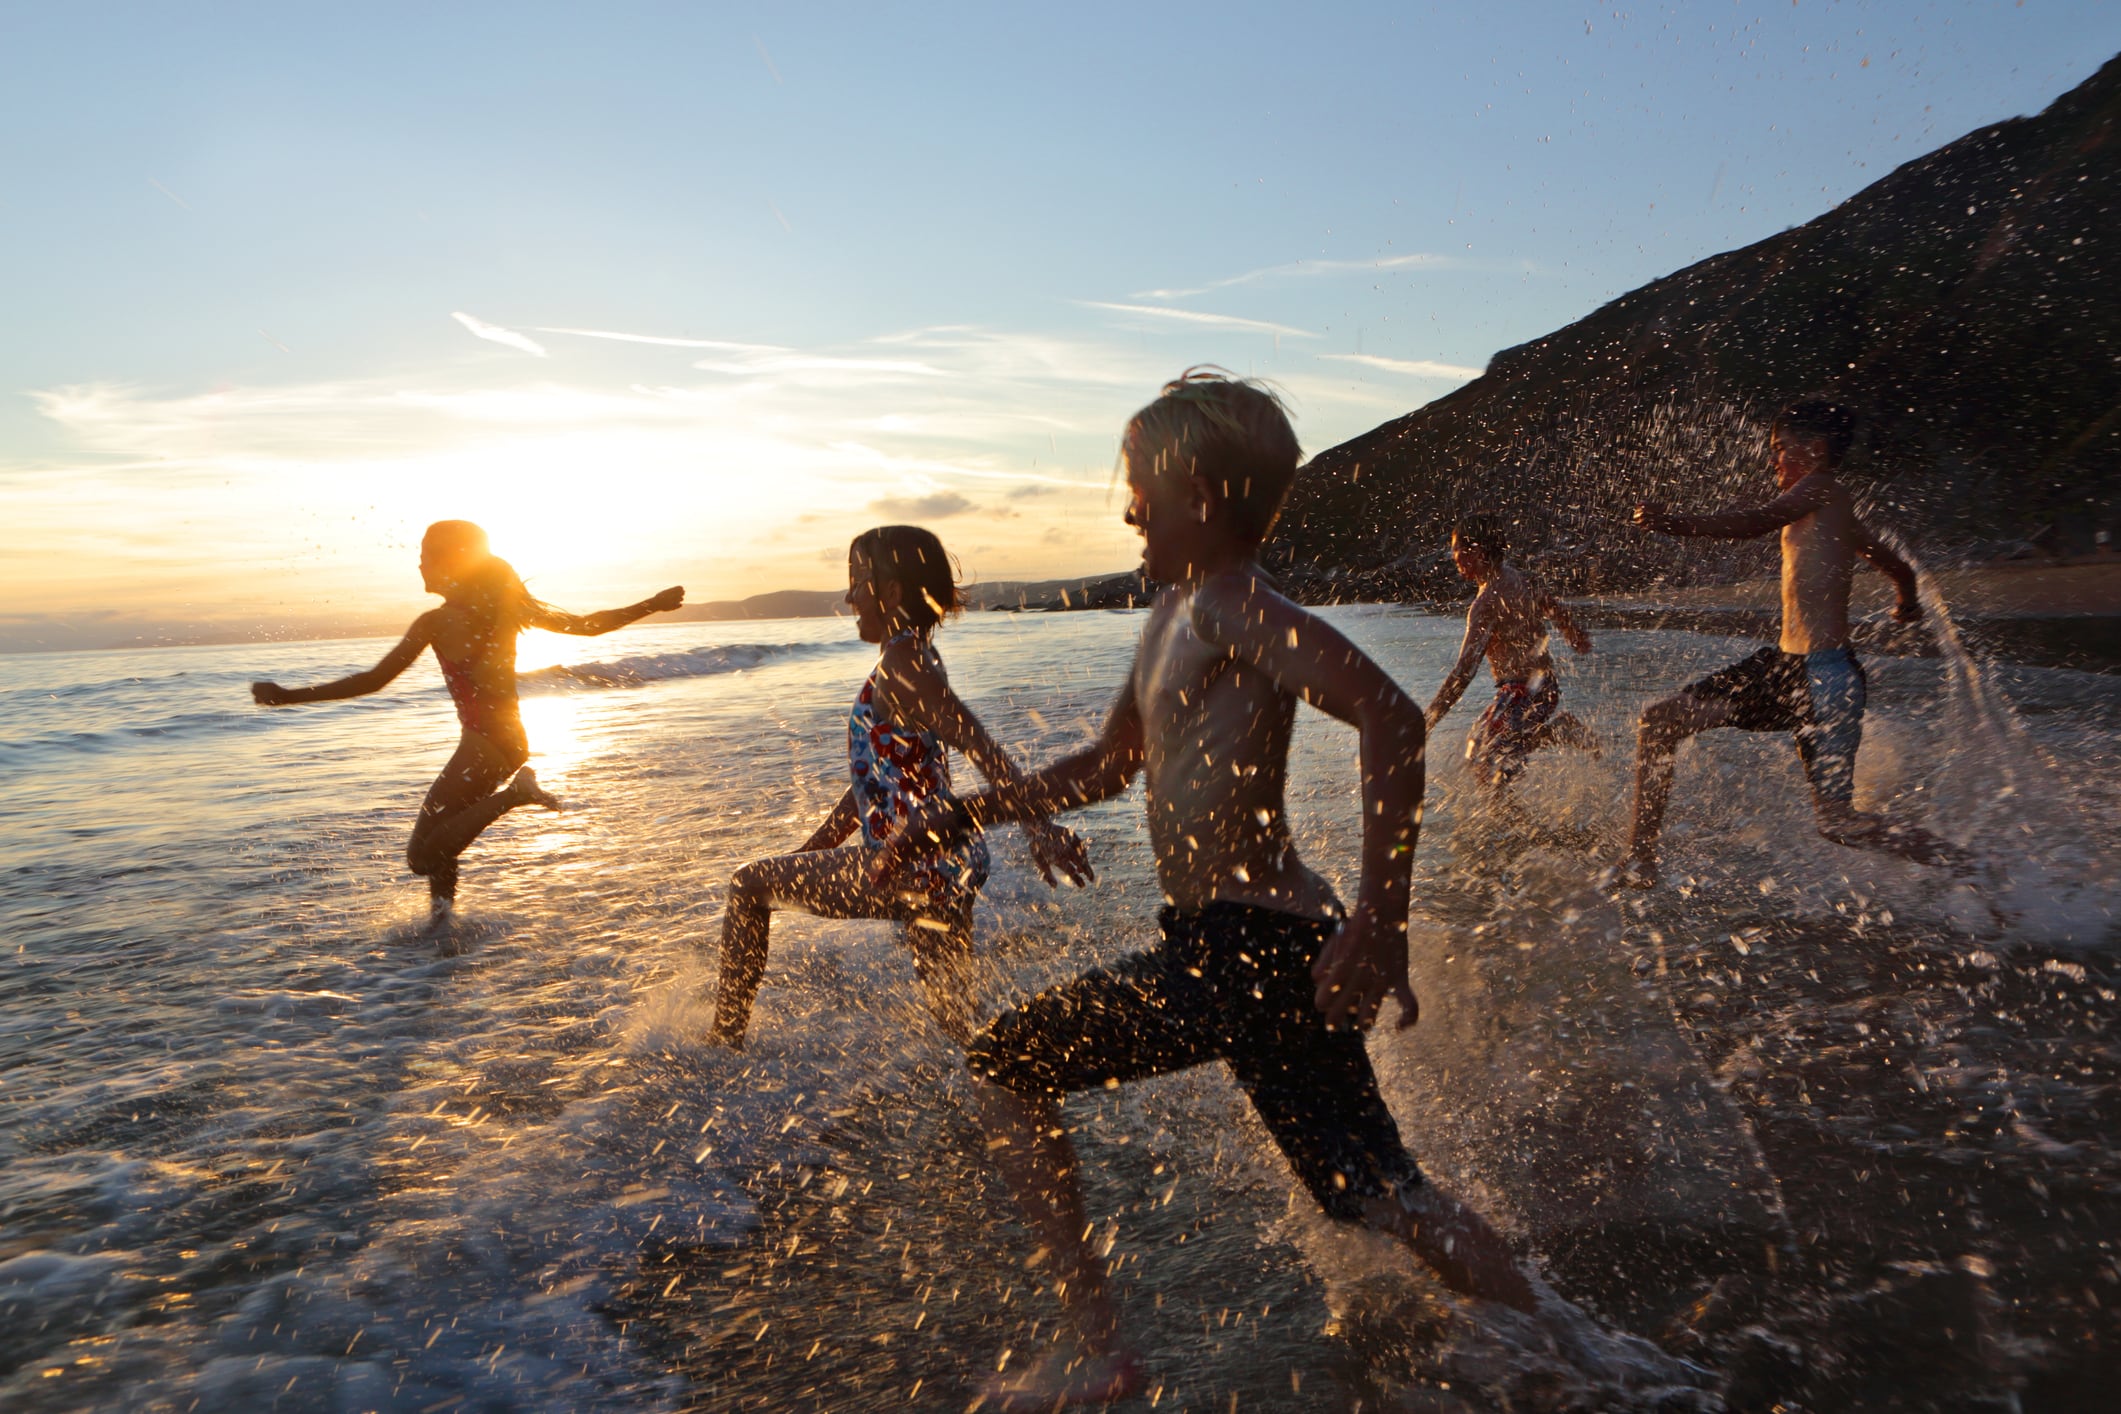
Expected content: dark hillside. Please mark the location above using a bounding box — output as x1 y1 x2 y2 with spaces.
1272 56 2121 600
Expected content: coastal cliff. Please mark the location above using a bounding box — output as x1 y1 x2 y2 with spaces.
1271 55 2121 602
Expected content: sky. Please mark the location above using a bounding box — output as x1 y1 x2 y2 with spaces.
2 1 2115 650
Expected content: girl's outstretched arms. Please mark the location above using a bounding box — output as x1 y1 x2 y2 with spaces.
800 789 861 852
530 586 685 637
251 617 435 706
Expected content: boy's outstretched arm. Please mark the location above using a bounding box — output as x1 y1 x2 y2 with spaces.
1855 520 1925 622
1425 597 1492 730
530 586 684 636
251 617 434 705
889 649 1094 887
871 675 1145 882
1634 474 1833 539
1190 575 1425 1032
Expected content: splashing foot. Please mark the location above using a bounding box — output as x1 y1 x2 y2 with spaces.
510 767 562 812
1597 855 1658 892
978 1346 1144 1411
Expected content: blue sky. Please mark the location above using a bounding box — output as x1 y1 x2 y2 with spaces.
3 1 2114 647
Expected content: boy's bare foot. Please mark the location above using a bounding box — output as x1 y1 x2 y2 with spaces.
979 1346 1144 1411
1371 1185 1537 1312
1596 855 1657 892
427 895 455 929
510 767 563 811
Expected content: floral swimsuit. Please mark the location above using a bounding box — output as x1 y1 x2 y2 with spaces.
849 632 989 904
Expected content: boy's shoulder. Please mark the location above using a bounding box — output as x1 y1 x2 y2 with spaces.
1189 565 1303 637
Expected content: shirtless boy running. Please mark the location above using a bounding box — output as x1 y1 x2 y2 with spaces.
880 371 1532 1408
1611 398 1967 889
1426 513 1597 790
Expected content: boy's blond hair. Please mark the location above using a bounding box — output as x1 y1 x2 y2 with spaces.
1123 368 1301 544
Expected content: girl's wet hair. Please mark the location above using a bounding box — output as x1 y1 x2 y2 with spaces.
422 520 548 637
851 525 962 630
1122 367 1302 543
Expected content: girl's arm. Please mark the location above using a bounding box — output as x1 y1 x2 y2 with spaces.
252 618 433 705
883 645 1094 886
869 673 1145 884
529 586 685 637
800 788 861 851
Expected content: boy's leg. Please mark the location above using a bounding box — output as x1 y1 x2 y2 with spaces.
1797 651 1974 875
709 846 910 1047
964 1085 1141 1388
903 900 980 1048
963 944 1218 1399
1220 909 1535 1310
1618 691 1732 885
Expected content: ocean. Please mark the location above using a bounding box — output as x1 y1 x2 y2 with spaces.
3 603 2116 1411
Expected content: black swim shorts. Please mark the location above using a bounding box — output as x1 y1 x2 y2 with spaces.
966 902 1423 1223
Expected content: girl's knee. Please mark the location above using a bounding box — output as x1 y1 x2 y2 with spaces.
729 860 774 902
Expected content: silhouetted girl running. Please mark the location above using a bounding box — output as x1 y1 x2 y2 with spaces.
251 519 683 922
708 525 1090 1048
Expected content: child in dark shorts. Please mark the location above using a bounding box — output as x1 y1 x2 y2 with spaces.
878 370 1532 1408
969 903 1420 1224
1612 397 1969 889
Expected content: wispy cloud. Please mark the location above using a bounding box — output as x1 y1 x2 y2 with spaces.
1319 352 1484 381
1077 301 1316 339
11 312 1454 633
1135 252 1453 300
451 311 547 357
534 326 787 353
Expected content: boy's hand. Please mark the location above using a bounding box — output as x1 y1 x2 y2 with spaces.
645 586 685 614
1631 502 1673 533
251 681 291 706
1024 818 1094 888
1312 906 1419 1032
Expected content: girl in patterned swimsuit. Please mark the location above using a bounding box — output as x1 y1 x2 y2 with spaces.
708 525 1092 1048
251 520 684 923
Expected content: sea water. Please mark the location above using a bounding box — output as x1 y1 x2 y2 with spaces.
2 606 2114 1410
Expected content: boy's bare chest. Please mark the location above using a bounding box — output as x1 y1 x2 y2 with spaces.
1133 599 1232 734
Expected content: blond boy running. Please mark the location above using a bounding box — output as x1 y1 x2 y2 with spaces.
879 371 1531 1408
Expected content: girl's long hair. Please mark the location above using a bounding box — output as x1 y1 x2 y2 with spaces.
425 520 550 642
453 555 545 640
